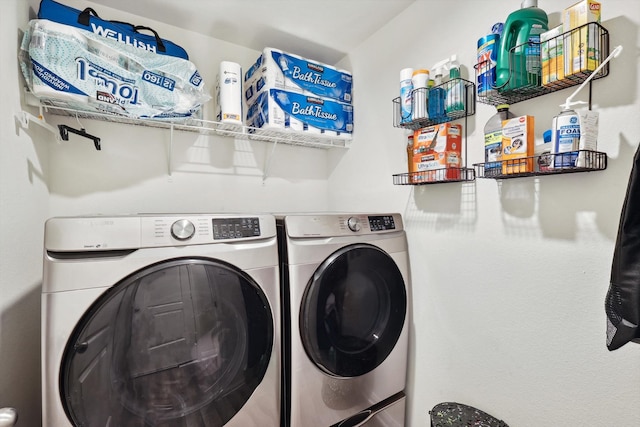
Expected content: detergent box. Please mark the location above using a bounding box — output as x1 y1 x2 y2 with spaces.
411 123 462 182
501 115 535 175
246 88 353 135
541 25 567 86
244 48 353 104
563 0 601 76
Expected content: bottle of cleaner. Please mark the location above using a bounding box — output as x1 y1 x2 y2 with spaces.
495 0 548 91
551 108 581 168
411 69 429 121
399 68 414 124
428 67 446 121
484 104 515 177
446 56 465 115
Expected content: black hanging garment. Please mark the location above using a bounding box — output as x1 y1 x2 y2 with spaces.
606 144 640 350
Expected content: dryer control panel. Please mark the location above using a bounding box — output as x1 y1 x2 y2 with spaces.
283 213 403 238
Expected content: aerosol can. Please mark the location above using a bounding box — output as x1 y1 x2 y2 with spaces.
551 107 580 168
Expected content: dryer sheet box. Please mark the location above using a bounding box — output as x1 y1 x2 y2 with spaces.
244 48 353 105
246 88 353 135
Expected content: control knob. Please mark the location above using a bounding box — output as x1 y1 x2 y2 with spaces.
171 219 195 240
347 216 361 232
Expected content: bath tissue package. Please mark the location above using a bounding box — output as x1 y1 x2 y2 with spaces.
20 19 210 119
246 88 353 136
244 48 353 105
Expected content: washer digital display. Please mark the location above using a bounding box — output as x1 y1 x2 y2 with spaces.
368 215 396 231
213 217 260 240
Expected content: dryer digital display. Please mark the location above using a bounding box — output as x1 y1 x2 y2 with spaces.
213 217 260 239
368 215 396 231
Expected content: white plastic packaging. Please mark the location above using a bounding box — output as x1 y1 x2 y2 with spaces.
216 61 243 125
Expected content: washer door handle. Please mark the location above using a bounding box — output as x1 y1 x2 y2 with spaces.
74 342 89 353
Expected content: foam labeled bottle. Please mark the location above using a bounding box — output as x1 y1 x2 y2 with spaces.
551 108 581 168
495 0 548 91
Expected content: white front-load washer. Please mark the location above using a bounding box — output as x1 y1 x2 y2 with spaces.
42 214 280 427
276 213 410 427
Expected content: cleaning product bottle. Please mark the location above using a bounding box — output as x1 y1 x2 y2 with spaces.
484 104 515 177
399 68 414 124
428 67 446 121
411 69 429 121
551 107 581 168
446 55 465 115
495 0 548 91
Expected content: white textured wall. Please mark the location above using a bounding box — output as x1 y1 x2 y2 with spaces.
331 0 640 426
0 1 49 426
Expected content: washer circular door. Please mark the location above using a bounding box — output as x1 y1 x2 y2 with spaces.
60 257 273 427
300 243 407 377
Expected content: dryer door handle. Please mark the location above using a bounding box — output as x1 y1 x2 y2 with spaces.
331 391 405 427
336 409 374 427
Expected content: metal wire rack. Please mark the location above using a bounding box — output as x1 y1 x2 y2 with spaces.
36 101 352 150
475 22 609 106
474 150 607 179
392 78 476 130
393 167 475 185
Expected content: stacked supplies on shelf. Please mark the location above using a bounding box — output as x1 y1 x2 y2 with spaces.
244 48 353 138
19 0 210 120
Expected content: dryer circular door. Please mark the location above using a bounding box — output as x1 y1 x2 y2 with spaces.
59 257 273 427
300 243 407 377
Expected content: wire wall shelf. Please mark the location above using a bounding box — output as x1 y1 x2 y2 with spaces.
393 167 475 185
473 150 607 179
392 78 476 130
36 102 351 150
475 22 609 106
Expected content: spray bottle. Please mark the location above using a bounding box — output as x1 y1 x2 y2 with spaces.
428 59 448 121
446 55 465 114
551 45 623 168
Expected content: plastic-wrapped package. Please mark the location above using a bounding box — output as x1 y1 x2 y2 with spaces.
19 19 210 120
606 144 640 350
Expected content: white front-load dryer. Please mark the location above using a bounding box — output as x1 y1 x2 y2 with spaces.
42 214 280 427
277 213 410 427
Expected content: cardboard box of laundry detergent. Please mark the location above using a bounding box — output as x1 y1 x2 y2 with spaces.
501 115 534 175
412 123 462 182
563 0 601 76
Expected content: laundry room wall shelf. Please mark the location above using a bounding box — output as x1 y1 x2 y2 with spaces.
474 22 610 106
391 78 476 185
473 24 618 181
473 150 607 179
19 96 350 179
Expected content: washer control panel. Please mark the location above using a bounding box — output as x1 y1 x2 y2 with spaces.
212 217 261 240
368 215 396 232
